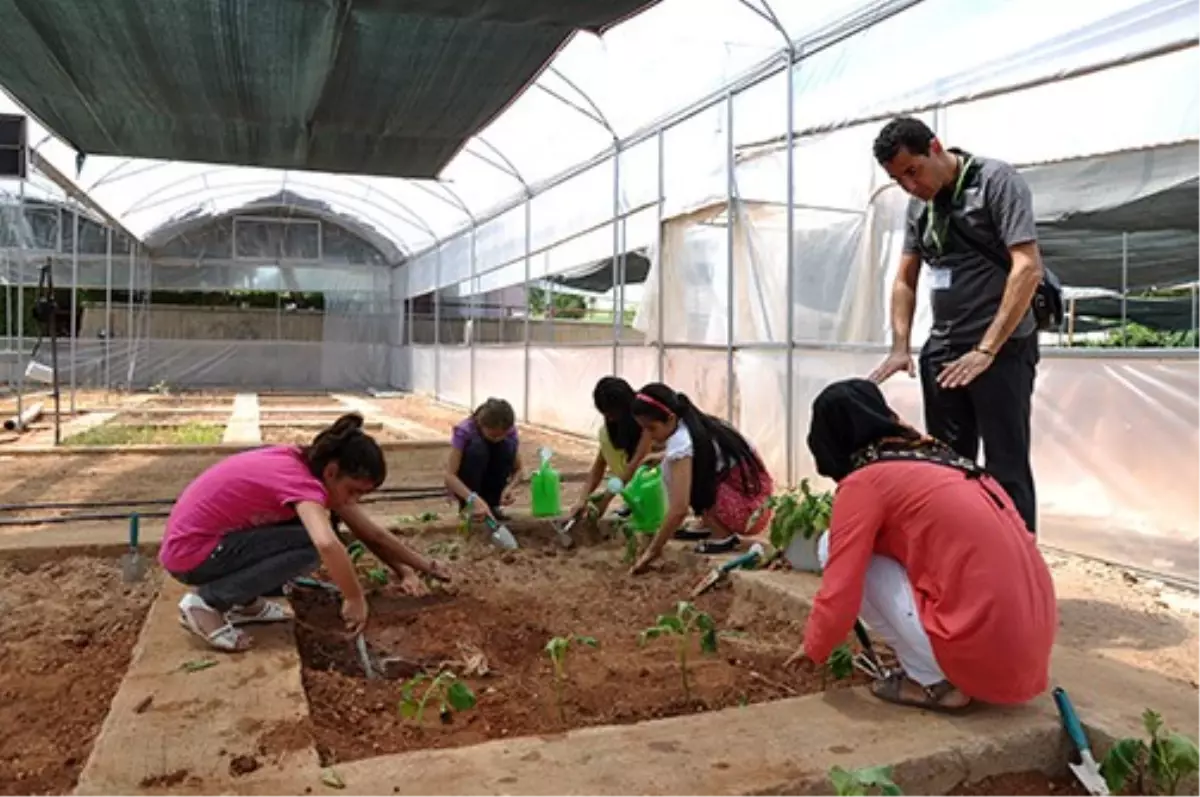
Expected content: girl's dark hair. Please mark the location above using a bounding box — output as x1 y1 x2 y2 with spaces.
302 413 387 487
473 397 515 431
631 382 764 512
593 376 640 460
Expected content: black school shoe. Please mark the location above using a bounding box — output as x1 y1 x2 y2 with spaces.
673 526 711 540
694 535 739 555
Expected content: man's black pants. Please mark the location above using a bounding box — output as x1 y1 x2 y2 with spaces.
919 334 1039 533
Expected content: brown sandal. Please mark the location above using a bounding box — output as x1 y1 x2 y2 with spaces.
870 671 973 714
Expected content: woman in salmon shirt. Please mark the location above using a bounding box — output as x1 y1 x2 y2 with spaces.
790 379 1057 712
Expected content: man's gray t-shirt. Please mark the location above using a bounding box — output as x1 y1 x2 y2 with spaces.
902 150 1038 351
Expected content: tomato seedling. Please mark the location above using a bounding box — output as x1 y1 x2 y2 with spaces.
398 670 477 726
830 763 902 792
545 634 599 722
638 601 719 703
1102 708 1199 795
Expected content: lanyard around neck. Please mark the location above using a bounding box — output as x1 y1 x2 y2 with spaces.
926 155 974 255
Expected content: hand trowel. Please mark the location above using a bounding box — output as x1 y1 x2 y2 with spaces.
1052 687 1111 795
121 513 148 583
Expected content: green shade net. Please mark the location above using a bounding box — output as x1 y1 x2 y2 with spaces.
0 0 657 178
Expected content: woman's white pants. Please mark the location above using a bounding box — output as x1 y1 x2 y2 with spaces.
817 531 945 686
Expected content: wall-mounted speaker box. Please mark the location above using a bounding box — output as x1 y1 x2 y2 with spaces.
0 114 29 179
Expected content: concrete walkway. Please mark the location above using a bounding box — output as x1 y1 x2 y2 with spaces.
75 580 317 795
222 393 261 445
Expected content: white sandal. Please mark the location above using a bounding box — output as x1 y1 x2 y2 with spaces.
226 599 290 626
178 593 250 652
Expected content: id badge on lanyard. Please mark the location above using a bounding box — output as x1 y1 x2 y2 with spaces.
925 156 974 291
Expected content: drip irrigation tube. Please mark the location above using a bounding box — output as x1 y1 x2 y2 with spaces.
0 485 452 513
0 489 452 527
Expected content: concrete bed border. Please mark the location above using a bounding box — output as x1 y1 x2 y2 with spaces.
57 516 1199 796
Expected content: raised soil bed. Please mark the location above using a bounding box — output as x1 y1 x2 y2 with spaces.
293 529 864 766
261 425 409 445
114 412 231 425
140 392 233 408
256 395 343 408
0 555 159 795
948 770 1088 795
64 423 225 446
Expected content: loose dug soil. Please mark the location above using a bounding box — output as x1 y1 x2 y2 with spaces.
261 425 409 445
370 395 596 469
256 395 341 408
0 556 159 794
114 412 231 425
948 771 1088 795
293 531 866 765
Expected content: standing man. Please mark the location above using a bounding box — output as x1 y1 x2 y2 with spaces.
868 117 1044 534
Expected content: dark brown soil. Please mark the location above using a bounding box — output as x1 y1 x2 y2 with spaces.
0 557 159 794
294 531 865 765
948 771 1089 795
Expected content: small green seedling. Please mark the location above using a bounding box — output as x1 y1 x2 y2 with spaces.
366 567 389 586
180 658 218 673
419 511 440 522
427 540 461 560
829 765 903 796
1102 708 1199 795
346 540 367 563
828 642 855 680
398 670 477 726
545 634 599 721
638 601 719 703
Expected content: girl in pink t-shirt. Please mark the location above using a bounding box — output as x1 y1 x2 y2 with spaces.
163 413 449 652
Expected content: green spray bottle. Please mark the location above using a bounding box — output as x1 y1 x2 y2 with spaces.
530 446 562 517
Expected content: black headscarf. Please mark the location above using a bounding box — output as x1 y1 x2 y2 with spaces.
806 379 918 482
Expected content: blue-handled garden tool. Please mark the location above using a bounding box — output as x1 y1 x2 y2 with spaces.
1053 686 1110 795
690 543 765 597
120 513 148 583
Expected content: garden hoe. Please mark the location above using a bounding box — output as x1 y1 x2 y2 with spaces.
1052 687 1110 795
120 513 148 583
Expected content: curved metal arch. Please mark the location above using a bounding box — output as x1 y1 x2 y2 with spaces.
537 65 618 140
119 171 427 243
465 136 531 196
733 0 796 54
407 181 476 224
141 188 412 263
131 181 429 259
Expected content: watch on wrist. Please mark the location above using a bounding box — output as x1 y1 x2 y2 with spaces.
975 345 996 357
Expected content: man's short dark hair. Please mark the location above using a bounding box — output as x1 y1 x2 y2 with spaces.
873 117 936 165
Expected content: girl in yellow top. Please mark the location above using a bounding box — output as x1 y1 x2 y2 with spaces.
568 376 656 519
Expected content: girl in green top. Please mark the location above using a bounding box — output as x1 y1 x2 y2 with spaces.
567 376 656 519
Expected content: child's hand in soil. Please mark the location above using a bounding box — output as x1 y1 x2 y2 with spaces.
501 488 516 506
783 644 809 670
425 559 451 582
342 595 368 635
629 549 658 576
398 569 430 597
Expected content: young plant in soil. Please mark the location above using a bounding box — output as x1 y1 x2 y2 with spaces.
545 634 599 722
1102 708 1199 795
638 601 719 703
398 670 477 726
829 765 903 795
366 567 389 587
750 479 834 561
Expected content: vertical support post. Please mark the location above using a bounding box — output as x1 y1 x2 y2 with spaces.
784 52 796 487
104 227 112 390
434 248 441 400
469 228 477 409
655 129 665 382
126 244 134 388
523 199 532 423
611 146 621 375
724 91 735 424
16 181 25 421
1120 231 1128 347
70 208 78 414
1191 283 1197 344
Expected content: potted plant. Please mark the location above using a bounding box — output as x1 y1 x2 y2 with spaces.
752 479 833 573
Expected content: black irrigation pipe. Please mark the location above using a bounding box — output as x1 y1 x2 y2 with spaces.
0 485 454 514
0 489 453 528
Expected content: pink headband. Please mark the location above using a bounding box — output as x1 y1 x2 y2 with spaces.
635 392 674 416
